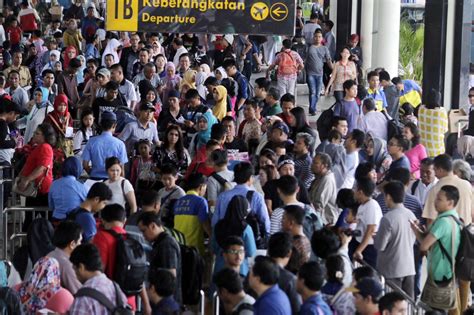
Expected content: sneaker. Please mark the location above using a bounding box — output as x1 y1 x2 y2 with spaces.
309 111 316 116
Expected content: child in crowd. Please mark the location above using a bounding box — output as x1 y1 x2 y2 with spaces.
157 164 185 228
130 139 156 205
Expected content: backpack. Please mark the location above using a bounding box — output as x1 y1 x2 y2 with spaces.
27 218 55 265
211 172 233 191
440 215 474 281
180 244 204 305
278 51 298 76
410 179 420 195
245 191 268 249
0 287 21 315
317 102 337 141
115 106 137 133
75 282 133 315
382 111 403 141
104 230 149 296
165 226 186 245
232 302 254 315
301 204 323 240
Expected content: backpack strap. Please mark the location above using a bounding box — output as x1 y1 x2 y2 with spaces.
75 287 116 311
245 190 254 205
160 187 179 207
435 215 462 269
211 172 229 188
411 179 420 195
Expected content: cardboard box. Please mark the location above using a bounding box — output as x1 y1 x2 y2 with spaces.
449 109 469 133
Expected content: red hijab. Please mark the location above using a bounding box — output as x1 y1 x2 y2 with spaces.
51 94 69 120
63 46 77 69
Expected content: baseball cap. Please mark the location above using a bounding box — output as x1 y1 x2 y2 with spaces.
168 90 180 99
223 34 234 45
347 277 383 298
96 68 111 78
101 111 117 122
139 102 156 112
277 156 295 170
272 121 290 135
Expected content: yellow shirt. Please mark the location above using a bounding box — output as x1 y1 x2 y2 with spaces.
418 105 448 157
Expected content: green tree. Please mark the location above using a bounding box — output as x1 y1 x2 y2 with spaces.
399 21 424 82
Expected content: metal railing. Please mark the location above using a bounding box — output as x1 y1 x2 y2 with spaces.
2 207 51 260
355 259 429 314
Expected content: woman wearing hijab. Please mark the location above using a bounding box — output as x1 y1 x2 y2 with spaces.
75 55 87 85
42 49 61 72
214 66 228 83
195 71 208 100
179 69 197 90
212 195 256 276
101 38 121 67
212 85 227 121
49 156 88 221
63 45 78 70
161 62 181 106
363 133 392 183
16 256 61 314
17 87 53 144
138 80 162 120
44 94 74 156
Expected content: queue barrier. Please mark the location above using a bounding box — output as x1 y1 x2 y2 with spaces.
2 207 51 260
355 259 429 314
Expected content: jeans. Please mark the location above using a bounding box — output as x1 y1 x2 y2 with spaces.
334 90 344 102
307 74 323 113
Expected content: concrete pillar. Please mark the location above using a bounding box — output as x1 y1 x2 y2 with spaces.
443 0 455 110
360 0 374 71
375 0 400 76
351 0 358 34
329 0 337 38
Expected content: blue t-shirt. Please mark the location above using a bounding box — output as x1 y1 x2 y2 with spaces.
389 155 411 173
299 293 333 315
254 285 291 315
73 208 96 242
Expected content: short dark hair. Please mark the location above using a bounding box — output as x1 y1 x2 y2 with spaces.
222 58 237 69
105 156 121 170
221 116 235 125
356 178 376 197
276 175 298 196
211 123 227 141
142 190 160 206
336 188 357 209
349 129 365 148
101 204 126 222
210 149 228 167
137 211 163 227
311 228 341 259
214 268 243 294
280 93 295 104
378 70 391 82
363 98 376 111
160 164 178 176
331 116 347 128
434 154 453 172
53 221 82 249
100 118 116 130
87 182 112 201
37 123 57 146
70 243 103 272
255 78 271 91
343 79 357 91
367 70 379 81
353 267 377 283
179 53 190 61
284 205 305 225
268 232 293 259
185 88 200 100
324 20 334 29
314 28 323 35
204 76 219 86
327 129 342 142
386 167 411 186
391 77 402 85
234 162 254 184
421 157 434 167
379 292 406 313
440 185 460 207
150 269 176 297
223 236 244 251
42 69 55 77
383 181 405 204
251 256 279 285
86 58 98 67
267 87 280 101
173 37 183 46
355 162 375 182
186 173 206 190
298 261 325 291
390 134 409 151
282 39 292 49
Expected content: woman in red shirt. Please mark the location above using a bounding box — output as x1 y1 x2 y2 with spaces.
17 123 55 229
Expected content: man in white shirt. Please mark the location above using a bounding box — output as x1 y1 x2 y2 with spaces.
342 129 364 189
359 98 388 141
172 37 188 68
351 178 383 268
410 157 438 207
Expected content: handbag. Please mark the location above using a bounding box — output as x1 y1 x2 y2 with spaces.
421 218 458 310
12 166 50 198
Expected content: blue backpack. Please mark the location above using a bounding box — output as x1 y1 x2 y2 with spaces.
115 106 137 133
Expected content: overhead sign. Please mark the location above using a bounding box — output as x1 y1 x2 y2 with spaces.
106 0 296 35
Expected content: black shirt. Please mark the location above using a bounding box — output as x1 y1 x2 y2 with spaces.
263 178 310 210
224 137 248 153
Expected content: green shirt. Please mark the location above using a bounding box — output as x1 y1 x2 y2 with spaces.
428 209 461 282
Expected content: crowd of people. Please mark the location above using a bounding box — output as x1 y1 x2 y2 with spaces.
0 0 473 315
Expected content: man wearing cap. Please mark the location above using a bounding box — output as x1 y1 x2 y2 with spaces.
262 121 294 154
348 277 383 315
82 111 128 180
119 102 160 156
94 67 111 100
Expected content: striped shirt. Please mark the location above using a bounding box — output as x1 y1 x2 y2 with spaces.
270 202 312 235
375 192 423 220
294 153 314 190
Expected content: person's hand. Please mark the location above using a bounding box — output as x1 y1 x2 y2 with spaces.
324 89 330 96
339 230 352 247
353 251 363 262
184 120 194 128
18 177 30 191
142 301 152 315
410 219 424 234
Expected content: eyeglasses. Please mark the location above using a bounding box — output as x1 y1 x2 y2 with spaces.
225 249 245 255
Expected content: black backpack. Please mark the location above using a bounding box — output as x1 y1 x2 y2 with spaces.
382 111 403 140
27 218 55 265
105 230 148 296
180 244 204 305
245 191 268 249
316 103 336 141
115 106 137 133
75 281 133 315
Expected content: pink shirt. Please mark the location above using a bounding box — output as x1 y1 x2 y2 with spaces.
405 143 427 179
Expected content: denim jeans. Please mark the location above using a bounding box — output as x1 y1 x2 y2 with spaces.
307 74 323 113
